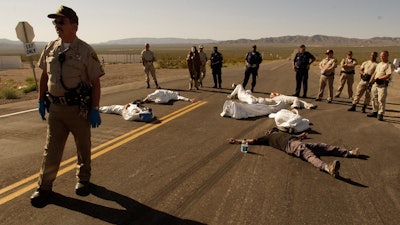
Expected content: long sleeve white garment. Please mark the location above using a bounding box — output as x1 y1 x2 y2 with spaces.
146 89 190 103
220 100 286 119
227 84 260 104
270 95 315 109
99 103 153 121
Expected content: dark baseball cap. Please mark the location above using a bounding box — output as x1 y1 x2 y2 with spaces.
48 5 79 25
325 49 334 54
299 44 306 48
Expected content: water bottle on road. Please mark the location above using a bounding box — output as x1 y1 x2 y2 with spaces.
241 139 248 153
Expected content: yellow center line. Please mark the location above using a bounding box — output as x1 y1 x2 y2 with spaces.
0 101 207 205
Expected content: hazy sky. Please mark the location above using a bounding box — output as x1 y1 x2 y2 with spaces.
2 0 399 44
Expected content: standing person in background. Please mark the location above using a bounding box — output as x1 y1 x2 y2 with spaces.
198 45 208 87
186 46 201 90
243 45 262 93
31 5 104 208
335 51 357 98
141 43 160 89
292 44 315 98
367 50 394 121
348 52 378 113
210 46 223 88
316 49 337 103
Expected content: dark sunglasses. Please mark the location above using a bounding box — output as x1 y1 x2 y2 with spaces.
52 19 66 26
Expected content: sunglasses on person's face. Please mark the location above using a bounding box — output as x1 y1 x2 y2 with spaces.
52 19 66 26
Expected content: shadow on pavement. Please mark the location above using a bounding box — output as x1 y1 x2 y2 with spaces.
50 184 206 225
336 175 369 188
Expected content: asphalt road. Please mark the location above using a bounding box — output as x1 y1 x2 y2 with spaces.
1 60 400 225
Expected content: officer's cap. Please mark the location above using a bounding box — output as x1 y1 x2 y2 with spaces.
299 44 306 48
198 44 204 49
48 5 79 25
325 49 334 54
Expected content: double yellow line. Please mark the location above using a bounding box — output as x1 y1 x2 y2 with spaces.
0 100 207 205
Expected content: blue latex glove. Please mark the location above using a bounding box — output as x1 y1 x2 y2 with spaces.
38 100 46 120
90 109 101 128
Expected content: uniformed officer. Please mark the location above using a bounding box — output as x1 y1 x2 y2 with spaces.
198 45 208 87
292 44 315 98
348 52 378 113
141 43 160 89
316 49 337 103
210 46 223 88
335 51 358 98
31 5 105 208
243 45 262 92
367 50 394 121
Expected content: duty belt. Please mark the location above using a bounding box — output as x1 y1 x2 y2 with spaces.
46 93 68 105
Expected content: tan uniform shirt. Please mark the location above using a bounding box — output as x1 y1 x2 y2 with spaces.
374 62 394 79
141 50 156 65
360 60 377 75
340 58 357 72
38 38 104 96
319 57 337 75
199 51 207 66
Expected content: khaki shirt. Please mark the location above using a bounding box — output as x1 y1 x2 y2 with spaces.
340 58 357 72
319 57 337 74
374 62 394 79
198 51 207 66
141 50 156 64
38 38 105 96
360 60 377 75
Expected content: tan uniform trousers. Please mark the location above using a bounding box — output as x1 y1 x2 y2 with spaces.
317 75 334 101
370 83 388 115
336 73 354 98
352 80 371 105
38 104 91 190
199 64 206 82
144 63 157 83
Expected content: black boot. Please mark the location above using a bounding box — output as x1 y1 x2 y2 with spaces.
361 105 366 113
348 104 356 111
155 81 160 89
146 82 150 88
367 112 378 117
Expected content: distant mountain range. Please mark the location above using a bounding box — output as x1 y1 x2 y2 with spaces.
1 35 400 47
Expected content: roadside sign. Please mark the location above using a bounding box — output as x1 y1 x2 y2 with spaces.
15 21 35 43
15 21 38 92
24 42 38 56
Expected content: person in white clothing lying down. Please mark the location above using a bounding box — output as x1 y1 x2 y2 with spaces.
228 84 316 109
99 102 154 122
142 89 194 104
269 92 317 109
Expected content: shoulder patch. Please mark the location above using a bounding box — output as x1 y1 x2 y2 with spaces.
91 52 100 62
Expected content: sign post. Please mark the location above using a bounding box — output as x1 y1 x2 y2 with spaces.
15 21 38 92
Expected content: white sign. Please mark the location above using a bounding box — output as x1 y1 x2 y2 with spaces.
16 21 35 43
24 42 38 56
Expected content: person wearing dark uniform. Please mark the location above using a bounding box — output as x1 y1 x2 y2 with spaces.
292 44 315 98
31 5 105 208
243 45 262 92
227 129 360 177
210 46 223 88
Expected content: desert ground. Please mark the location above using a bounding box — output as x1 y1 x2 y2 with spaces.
0 62 189 105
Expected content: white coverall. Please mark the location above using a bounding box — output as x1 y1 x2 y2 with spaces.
146 89 190 104
99 103 153 122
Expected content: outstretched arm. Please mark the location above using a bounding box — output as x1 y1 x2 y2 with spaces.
226 138 256 145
